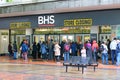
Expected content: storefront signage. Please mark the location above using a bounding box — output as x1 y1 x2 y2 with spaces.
64 18 92 27
1 32 8 35
34 26 90 34
100 25 111 33
10 22 31 29
38 15 55 27
11 30 25 35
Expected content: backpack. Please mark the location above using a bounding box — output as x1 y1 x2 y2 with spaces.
117 43 120 52
64 44 70 51
99 45 104 52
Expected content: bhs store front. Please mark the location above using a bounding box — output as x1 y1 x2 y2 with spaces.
0 9 120 54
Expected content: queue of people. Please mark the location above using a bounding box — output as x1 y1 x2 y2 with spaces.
7 37 120 66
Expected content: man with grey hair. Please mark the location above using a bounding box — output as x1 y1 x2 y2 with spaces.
48 39 54 60
110 38 117 65
101 41 108 64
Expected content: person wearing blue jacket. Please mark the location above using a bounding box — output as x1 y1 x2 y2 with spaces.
116 40 120 66
21 39 29 61
41 42 48 60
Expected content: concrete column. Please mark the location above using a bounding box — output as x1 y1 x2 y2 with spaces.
26 28 33 46
26 28 33 35
90 26 99 41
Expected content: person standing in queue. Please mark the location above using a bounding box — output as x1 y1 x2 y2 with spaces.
60 41 65 60
13 41 18 59
77 41 83 56
54 42 61 62
101 41 109 65
64 41 70 62
116 39 120 66
71 42 77 56
37 41 42 58
85 40 93 64
41 41 48 60
92 40 99 62
8 42 13 57
110 38 117 65
21 39 29 61
32 42 38 59
48 39 54 60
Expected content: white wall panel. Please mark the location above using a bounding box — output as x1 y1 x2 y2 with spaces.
24 4 35 11
55 1 68 9
68 0 74 8
43 2 55 10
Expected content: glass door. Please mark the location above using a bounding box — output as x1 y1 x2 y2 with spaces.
76 34 83 43
100 34 111 42
16 35 26 48
76 34 90 43
45 34 60 42
60 34 74 43
33 35 45 43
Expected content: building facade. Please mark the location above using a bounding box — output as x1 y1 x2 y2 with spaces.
0 0 120 54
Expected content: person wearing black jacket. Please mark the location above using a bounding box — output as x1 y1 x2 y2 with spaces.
32 42 38 59
60 41 65 60
37 41 41 58
13 41 17 59
77 41 83 56
8 42 13 57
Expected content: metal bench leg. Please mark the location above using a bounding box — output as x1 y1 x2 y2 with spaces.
82 66 84 74
94 66 95 72
78 64 80 71
66 65 68 72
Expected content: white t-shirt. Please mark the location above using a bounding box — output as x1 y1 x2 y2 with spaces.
81 49 86 57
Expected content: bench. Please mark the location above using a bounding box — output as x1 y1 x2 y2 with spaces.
63 56 98 74
87 60 98 72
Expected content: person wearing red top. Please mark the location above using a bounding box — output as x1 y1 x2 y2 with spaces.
92 40 99 62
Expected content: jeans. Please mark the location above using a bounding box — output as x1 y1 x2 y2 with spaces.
13 52 17 59
48 50 53 60
93 51 98 62
102 53 108 64
111 50 117 64
42 54 47 60
64 52 70 62
116 53 120 66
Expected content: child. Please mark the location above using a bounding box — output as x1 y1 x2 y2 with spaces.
81 47 86 58
81 46 87 70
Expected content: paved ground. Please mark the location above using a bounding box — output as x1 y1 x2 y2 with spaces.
0 56 120 80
